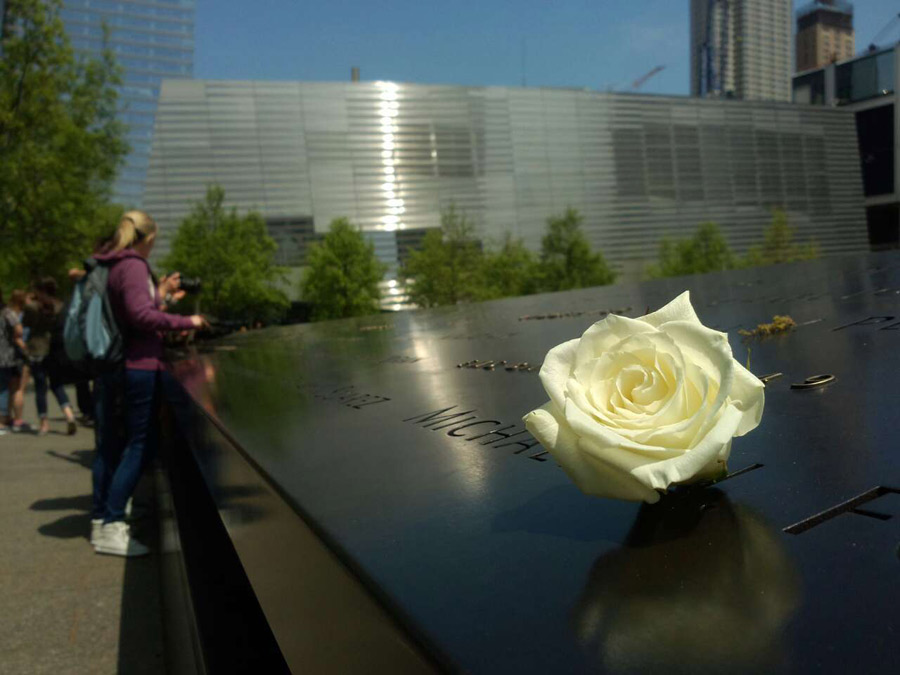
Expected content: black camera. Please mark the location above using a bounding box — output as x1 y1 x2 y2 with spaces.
179 276 203 293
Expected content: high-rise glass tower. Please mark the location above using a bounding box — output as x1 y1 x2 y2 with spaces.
691 0 792 101
60 0 195 207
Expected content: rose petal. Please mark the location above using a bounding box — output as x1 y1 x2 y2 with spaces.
538 337 580 413
565 399 678 457
729 361 765 436
640 291 701 328
655 320 734 443
574 315 658 370
524 404 658 502
630 404 744 490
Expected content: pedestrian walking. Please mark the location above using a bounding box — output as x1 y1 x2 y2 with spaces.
23 277 78 436
0 290 30 433
91 210 207 557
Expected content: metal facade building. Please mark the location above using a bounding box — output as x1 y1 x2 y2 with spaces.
60 0 195 207
144 80 867 279
691 0 793 101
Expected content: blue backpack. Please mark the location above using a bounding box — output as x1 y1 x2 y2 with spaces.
63 258 124 373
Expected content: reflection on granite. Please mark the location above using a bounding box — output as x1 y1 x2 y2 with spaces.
572 489 799 674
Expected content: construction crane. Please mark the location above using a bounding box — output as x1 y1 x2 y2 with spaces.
631 65 666 91
867 12 900 52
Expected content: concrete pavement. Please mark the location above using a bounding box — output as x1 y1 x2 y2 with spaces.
0 388 165 674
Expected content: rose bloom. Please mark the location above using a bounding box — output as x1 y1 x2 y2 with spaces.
523 292 764 503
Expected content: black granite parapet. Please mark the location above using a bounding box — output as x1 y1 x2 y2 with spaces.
166 251 900 674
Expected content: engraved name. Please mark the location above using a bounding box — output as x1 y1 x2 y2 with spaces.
314 386 391 409
402 406 547 461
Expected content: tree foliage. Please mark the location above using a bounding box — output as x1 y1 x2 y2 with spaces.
539 208 616 291
163 186 289 324
477 233 542 300
0 0 127 287
648 213 821 279
742 210 819 267
301 217 386 321
647 222 736 278
401 206 485 307
399 206 616 307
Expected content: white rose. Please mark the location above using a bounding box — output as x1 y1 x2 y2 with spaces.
523 292 764 504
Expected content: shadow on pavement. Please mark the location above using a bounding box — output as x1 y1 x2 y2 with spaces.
30 447 166 673
45 449 94 470
31 494 93 511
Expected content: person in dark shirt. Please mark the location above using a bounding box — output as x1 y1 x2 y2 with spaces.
23 277 78 436
0 290 29 433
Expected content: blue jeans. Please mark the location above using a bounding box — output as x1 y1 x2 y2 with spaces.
95 368 160 523
31 360 70 418
76 380 93 418
92 369 123 520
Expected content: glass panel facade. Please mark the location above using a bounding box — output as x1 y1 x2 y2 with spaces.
836 50 895 103
855 104 895 197
61 0 195 207
792 70 826 105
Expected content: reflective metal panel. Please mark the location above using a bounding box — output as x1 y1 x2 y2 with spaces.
145 81 867 279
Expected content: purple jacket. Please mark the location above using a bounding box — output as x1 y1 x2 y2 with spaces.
95 249 195 371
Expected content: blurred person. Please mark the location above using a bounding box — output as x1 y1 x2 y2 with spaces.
91 210 207 557
0 290 30 432
23 277 78 436
68 270 96 425
0 289 10 433
66 232 118 427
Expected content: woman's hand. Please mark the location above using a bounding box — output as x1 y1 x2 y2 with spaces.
189 315 210 329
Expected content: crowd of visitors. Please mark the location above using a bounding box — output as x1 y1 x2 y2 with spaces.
0 210 207 557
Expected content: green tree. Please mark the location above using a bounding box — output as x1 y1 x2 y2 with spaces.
163 186 289 324
401 206 484 307
477 233 541 300
0 0 127 287
538 208 616 291
301 217 386 321
647 222 736 278
742 210 819 267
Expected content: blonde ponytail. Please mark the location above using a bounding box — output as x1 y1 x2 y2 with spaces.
111 210 157 252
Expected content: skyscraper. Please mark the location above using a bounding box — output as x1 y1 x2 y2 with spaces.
796 1 855 73
60 0 195 207
691 0 792 101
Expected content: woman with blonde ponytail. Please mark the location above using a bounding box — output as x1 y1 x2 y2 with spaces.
91 210 207 557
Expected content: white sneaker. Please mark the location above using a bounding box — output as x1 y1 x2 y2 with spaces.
90 519 104 547
93 521 149 557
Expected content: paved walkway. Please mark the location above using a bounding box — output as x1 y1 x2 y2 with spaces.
0 388 165 674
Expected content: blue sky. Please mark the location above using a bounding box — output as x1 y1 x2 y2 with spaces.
195 1 900 96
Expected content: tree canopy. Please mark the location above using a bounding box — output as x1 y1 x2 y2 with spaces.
743 209 819 267
539 208 617 291
301 217 386 321
398 206 616 307
401 206 485 307
647 211 821 279
0 0 127 287
647 222 736 278
163 186 289 324
477 234 541 300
